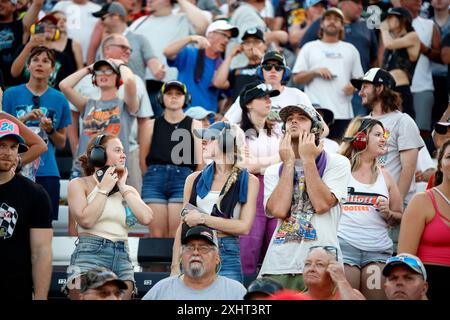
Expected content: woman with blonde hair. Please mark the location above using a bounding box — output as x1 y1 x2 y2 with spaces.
67 134 152 300
170 121 259 283
338 117 403 299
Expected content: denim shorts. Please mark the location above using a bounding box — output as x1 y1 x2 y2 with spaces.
218 236 243 284
67 235 135 283
339 237 393 268
141 164 193 204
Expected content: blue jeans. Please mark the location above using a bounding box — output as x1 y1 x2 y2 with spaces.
142 164 193 203
67 235 135 283
218 236 243 283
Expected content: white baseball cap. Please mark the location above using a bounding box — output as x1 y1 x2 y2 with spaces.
206 20 239 38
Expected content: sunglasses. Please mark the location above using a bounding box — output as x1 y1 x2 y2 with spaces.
183 244 215 254
385 256 424 275
309 245 338 261
262 64 285 72
107 43 133 53
434 123 450 135
32 95 40 109
94 69 115 76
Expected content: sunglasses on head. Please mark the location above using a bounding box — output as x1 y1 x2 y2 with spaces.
94 69 115 76
385 256 424 275
262 64 284 72
309 245 338 261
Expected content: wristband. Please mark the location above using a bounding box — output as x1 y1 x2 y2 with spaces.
97 188 109 196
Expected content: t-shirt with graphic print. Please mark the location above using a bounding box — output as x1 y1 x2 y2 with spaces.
0 174 52 300
2 84 72 178
259 153 351 276
14 45 76 90
0 20 24 87
72 98 134 175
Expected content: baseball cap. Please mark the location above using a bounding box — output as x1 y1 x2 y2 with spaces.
262 51 287 66
37 14 59 25
161 80 188 95
0 119 28 153
386 7 413 22
313 103 334 126
434 115 450 134
351 67 396 90
193 121 230 141
322 7 344 21
206 20 239 38
241 27 264 42
304 0 327 9
79 268 128 293
383 253 427 280
184 106 215 120
244 278 284 300
181 225 219 247
92 2 126 19
93 59 120 74
279 104 324 142
240 82 280 109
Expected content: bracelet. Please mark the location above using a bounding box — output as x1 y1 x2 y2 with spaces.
122 190 134 198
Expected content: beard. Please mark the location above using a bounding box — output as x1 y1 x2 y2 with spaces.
323 26 339 37
186 261 205 279
0 158 15 172
361 91 377 107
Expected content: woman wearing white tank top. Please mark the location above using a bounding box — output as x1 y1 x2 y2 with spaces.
338 117 403 300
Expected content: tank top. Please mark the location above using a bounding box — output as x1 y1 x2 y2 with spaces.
338 172 393 252
77 186 128 242
383 47 417 82
416 189 450 266
62 38 77 71
146 115 196 170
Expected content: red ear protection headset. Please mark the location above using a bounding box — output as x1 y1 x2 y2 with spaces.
343 118 384 151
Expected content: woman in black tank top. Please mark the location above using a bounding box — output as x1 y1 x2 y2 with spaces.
380 7 420 119
140 81 204 238
51 11 84 70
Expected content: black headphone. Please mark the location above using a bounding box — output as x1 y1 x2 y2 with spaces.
157 80 192 109
88 134 107 168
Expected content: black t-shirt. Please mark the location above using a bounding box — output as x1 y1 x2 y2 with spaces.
228 63 260 101
0 174 52 300
0 20 24 88
14 45 76 91
443 33 450 94
275 0 305 31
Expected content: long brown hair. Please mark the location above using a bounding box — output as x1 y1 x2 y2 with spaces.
78 134 116 176
378 86 403 113
434 138 450 186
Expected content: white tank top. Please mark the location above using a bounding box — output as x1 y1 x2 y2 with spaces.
196 191 241 220
77 186 128 242
337 172 393 252
411 16 434 92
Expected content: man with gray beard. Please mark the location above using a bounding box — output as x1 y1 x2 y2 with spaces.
142 225 246 300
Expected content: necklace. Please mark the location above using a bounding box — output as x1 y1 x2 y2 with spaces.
434 187 450 206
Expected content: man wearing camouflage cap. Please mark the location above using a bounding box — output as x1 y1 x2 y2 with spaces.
258 104 351 291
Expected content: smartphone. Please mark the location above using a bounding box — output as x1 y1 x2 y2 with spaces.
95 166 119 196
35 24 45 34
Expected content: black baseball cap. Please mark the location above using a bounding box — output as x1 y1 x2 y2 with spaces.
92 2 126 18
262 51 286 66
386 7 413 23
313 103 335 126
181 225 218 247
242 27 264 42
240 81 280 109
161 80 188 95
244 278 283 300
351 68 396 90
93 59 120 74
